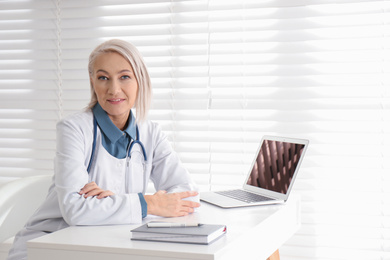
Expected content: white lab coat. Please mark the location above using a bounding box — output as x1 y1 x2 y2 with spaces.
7 109 197 260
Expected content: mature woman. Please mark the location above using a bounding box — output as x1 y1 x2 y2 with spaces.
7 39 200 260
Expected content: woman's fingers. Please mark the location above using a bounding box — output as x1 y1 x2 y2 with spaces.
78 181 97 195
83 187 101 198
97 190 115 199
84 188 114 199
178 190 198 199
79 182 114 199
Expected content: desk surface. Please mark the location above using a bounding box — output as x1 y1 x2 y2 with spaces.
28 196 300 260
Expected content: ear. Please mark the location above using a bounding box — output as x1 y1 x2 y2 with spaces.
89 77 95 88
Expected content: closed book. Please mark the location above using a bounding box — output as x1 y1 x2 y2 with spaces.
131 223 227 245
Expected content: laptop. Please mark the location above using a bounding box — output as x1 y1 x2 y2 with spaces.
200 135 309 208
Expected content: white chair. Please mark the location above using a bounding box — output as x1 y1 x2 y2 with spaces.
0 175 52 260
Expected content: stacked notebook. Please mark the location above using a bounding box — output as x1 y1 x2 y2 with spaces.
131 223 227 245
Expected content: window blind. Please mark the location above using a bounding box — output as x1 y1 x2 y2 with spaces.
0 0 389 259
0 0 59 181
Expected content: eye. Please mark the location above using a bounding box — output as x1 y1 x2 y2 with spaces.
121 75 130 80
98 76 108 81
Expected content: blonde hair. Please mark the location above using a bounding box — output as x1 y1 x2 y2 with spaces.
87 39 152 122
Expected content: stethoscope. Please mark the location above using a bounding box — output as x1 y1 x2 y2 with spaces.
87 116 147 173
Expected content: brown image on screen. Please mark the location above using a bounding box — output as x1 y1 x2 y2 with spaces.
246 140 305 194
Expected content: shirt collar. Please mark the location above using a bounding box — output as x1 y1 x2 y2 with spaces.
92 103 137 142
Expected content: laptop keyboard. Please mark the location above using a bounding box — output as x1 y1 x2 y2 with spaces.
216 189 273 203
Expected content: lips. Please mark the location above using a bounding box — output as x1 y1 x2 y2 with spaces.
107 98 125 104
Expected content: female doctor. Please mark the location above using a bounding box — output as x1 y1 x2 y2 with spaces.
7 39 200 260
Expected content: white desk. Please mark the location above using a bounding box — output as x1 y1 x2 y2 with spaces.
28 196 300 260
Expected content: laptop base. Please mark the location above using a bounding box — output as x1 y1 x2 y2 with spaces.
200 191 284 208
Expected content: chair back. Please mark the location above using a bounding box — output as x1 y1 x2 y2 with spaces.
0 175 52 243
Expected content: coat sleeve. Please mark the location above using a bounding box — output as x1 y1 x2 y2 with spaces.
148 122 199 201
54 114 142 226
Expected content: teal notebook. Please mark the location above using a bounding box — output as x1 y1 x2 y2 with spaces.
131 223 227 245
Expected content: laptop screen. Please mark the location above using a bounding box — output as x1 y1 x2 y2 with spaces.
246 139 306 194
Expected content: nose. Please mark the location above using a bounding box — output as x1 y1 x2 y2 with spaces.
108 79 121 95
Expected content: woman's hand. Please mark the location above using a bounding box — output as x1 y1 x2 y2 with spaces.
79 181 115 199
144 190 201 217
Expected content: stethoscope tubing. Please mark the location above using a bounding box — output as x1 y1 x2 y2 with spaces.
87 116 147 173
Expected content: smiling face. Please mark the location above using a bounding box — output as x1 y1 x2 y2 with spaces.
90 51 138 130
